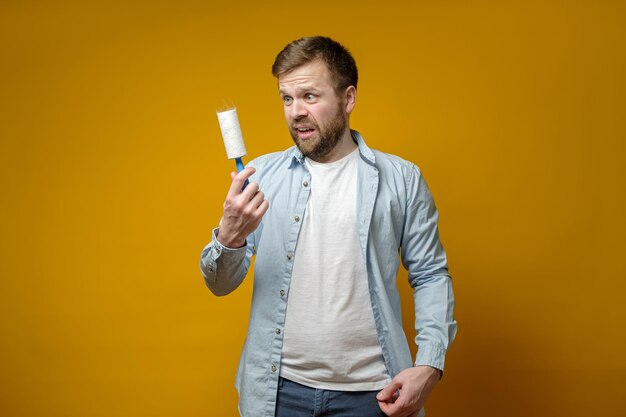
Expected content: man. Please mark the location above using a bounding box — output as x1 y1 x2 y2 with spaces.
200 36 456 417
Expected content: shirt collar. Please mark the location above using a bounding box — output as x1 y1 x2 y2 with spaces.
351 130 376 166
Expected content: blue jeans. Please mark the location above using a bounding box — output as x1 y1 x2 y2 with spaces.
274 377 387 417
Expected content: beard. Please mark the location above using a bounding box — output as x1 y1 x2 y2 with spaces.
289 108 347 162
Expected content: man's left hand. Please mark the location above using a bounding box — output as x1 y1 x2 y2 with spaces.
376 365 440 417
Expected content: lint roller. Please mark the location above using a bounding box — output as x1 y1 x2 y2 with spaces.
216 107 249 189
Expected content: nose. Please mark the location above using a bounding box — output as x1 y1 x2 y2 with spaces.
289 99 308 120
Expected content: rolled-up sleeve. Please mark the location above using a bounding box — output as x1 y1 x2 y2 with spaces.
200 227 253 296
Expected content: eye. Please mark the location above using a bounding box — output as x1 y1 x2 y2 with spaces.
282 96 293 105
305 93 315 101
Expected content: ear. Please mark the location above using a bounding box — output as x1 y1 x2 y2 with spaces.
344 85 357 114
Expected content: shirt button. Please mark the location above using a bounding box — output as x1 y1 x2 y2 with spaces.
271 364 277 372
275 328 281 335
279 289 285 296
287 252 293 260
294 215 300 222
303 181 309 187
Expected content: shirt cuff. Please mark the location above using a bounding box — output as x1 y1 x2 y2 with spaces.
213 227 248 253
415 343 447 375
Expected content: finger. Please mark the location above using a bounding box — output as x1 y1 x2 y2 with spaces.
230 171 237 179
240 180 260 201
378 400 400 416
254 198 269 217
248 190 265 209
380 397 412 417
377 381 401 401
227 167 256 196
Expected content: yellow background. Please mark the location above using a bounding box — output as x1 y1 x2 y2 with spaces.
1 0 625 415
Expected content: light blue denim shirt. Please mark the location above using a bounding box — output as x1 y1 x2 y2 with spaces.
200 131 456 417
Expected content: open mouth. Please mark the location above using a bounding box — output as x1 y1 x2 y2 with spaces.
295 127 316 140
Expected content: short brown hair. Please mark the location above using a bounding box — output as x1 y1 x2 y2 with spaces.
272 36 358 92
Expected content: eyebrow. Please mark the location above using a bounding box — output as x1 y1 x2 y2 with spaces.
279 86 321 96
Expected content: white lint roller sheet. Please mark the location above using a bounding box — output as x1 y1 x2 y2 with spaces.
216 108 249 187
217 108 247 159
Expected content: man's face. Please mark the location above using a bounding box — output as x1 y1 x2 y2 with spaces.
278 59 349 161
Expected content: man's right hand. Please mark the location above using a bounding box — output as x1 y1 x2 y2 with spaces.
216 167 269 248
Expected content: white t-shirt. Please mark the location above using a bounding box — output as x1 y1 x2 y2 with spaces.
280 148 391 391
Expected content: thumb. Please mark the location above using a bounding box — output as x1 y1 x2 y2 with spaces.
376 381 401 401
